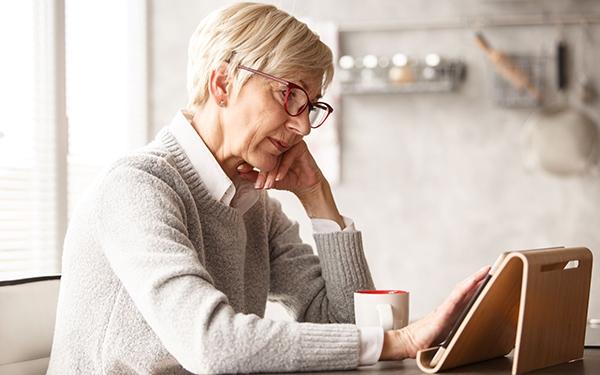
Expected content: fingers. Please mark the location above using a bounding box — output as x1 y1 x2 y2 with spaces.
238 169 259 182
251 144 303 190
237 162 259 184
237 141 315 191
254 170 267 189
252 167 279 190
458 266 490 295
236 162 254 174
439 265 491 316
263 159 281 189
236 161 277 190
275 147 299 182
472 265 491 281
237 163 280 190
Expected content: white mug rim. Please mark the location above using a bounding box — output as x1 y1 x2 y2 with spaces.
355 290 409 295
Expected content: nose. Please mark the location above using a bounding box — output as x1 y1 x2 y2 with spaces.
286 110 311 136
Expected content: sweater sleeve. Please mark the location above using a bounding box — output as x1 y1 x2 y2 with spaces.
95 161 361 374
266 196 375 324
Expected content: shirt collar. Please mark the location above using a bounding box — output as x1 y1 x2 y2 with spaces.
167 110 236 206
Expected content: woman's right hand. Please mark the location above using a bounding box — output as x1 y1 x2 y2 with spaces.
379 266 490 360
237 140 324 196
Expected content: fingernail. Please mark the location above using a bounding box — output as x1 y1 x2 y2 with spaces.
275 174 281 181
237 164 244 171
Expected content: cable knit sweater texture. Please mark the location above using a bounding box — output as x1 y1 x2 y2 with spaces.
47 129 375 374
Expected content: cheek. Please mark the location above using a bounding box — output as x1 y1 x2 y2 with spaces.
247 106 287 145
245 115 277 155
228 87 288 156
229 109 268 158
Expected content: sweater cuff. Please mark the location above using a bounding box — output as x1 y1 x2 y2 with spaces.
296 323 360 371
313 231 373 288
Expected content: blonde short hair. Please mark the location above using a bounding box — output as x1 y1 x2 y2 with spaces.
186 2 334 111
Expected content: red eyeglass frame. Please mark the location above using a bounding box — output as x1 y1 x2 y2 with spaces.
237 65 333 128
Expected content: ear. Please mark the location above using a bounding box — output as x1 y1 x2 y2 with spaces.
208 63 230 107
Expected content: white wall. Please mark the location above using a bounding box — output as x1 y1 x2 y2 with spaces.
148 0 600 321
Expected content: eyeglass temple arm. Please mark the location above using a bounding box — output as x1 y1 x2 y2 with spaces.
238 65 290 86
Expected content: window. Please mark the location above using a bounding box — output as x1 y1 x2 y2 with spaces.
66 0 148 212
0 0 147 280
0 0 66 279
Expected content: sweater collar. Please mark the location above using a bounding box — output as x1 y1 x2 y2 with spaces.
166 110 258 214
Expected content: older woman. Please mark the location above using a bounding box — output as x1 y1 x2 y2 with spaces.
47 3 487 374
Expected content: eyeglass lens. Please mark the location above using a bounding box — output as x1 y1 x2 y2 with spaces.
308 104 329 128
286 87 328 128
285 87 308 115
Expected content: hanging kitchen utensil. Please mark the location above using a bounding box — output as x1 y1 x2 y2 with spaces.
575 24 598 105
474 32 542 103
526 35 599 176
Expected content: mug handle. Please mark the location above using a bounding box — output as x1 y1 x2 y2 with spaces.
376 304 394 330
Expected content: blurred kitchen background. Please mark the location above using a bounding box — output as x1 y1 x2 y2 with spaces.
1 0 599 322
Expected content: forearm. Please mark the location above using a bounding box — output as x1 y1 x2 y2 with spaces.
297 179 344 228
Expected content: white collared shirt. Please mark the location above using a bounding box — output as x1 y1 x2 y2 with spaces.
166 110 382 365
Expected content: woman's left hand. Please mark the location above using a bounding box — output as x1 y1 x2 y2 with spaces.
236 140 323 197
380 266 491 360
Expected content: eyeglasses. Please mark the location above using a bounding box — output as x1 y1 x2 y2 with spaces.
238 65 333 129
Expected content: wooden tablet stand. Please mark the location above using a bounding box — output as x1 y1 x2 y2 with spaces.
416 247 593 375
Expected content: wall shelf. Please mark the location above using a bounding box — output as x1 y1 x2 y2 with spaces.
341 81 457 95
338 60 466 95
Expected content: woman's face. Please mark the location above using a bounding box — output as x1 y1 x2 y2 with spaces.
221 72 320 172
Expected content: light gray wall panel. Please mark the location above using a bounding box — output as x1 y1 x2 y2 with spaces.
149 0 600 320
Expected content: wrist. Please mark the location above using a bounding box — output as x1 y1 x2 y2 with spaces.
379 328 418 361
296 180 344 228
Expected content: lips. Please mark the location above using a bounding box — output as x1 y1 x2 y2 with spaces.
268 137 289 153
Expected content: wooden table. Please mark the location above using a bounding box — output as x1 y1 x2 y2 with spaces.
300 349 600 375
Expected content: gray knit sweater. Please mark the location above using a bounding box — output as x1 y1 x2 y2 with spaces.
47 129 375 374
